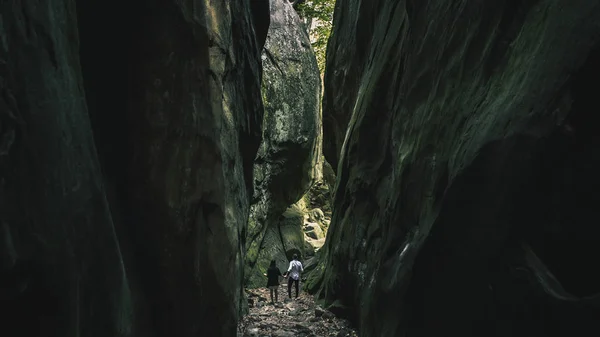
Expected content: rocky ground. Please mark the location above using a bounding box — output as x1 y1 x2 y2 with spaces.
238 283 358 337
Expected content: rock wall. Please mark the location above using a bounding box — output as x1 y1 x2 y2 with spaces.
0 1 268 336
309 1 600 336
0 2 133 336
245 0 321 288
320 0 376 171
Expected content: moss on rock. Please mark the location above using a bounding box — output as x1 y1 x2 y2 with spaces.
244 0 322 289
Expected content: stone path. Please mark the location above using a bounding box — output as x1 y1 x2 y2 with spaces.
238 283 358 337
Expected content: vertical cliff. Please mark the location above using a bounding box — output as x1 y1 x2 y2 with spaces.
320 0 375 171
0 1 269 336
125 2 267 336
310 1 600 336
0 1 132 336
244 0 321 288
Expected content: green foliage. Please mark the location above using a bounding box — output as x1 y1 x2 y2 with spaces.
295 0 335 74
296 0 335 23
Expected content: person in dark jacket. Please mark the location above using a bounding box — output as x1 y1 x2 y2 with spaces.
264 260 283 304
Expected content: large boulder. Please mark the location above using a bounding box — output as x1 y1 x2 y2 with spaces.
245 0 321 287
310 1 600 337
1 0 269 336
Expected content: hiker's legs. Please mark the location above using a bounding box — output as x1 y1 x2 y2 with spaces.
287 277 293 298
294 279 299 298
269 288 274 303
274 287 279 302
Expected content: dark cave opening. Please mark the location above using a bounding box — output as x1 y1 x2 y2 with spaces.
522 44 600 297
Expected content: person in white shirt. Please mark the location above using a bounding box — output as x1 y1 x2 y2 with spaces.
283 254 303 299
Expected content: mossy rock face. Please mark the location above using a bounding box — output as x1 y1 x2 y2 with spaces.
304 251 326 293
245 203 308 288
280 209 305 259
305 178 334 218
302 255 320 275
244 0 321 288
322 159 336 190
245 224 289 289
304 240 316 257
304 223 324 240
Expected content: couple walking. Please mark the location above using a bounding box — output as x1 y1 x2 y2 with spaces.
264 254 304 304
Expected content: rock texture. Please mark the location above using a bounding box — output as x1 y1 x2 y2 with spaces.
320 0 374 172
238 284 357 337
309 1 600 337
1 1 268 336
124 2 268 336
245 0 321 288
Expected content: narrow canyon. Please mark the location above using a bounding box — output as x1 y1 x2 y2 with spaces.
1 1 599 337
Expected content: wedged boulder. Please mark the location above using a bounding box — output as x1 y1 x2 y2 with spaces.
245 0 321 286
311 1 600 337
